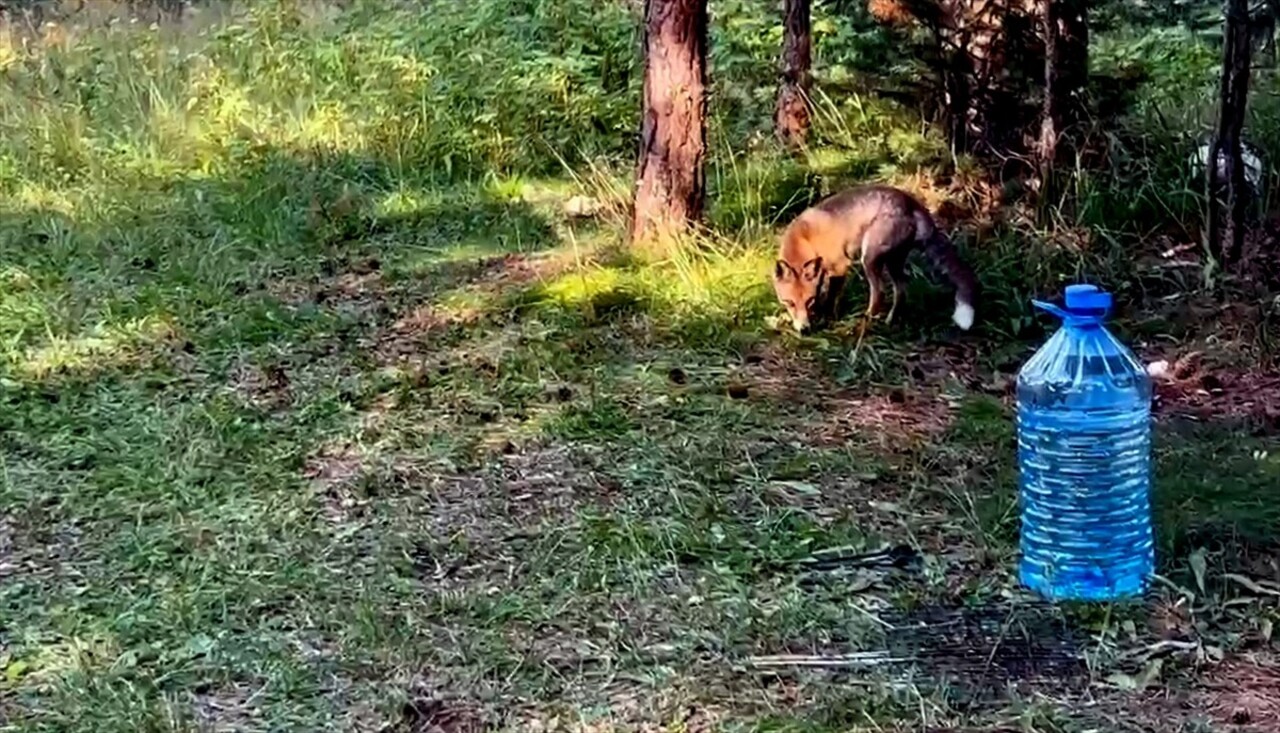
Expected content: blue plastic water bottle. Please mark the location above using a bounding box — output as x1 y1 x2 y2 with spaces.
1016 284 1155 601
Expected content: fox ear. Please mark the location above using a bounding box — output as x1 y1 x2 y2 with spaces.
774 259 794 281
801 256 823 280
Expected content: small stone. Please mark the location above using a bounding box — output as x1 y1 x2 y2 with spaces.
563 195 602 218
1146 359 1171 380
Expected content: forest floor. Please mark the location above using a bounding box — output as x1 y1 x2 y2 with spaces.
4 172 1280 732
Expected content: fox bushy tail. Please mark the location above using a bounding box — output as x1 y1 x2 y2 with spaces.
913 211 978 330
923 231 978 330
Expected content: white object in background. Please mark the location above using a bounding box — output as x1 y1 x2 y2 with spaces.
1145 360 1171 381
1191 138 1264 192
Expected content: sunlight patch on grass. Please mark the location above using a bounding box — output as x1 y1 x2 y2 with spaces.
375 188 443 218
537 266 630 304
8 183 82 217
658 248 774 307
432 288 491 321
158 74 374 174
1 20 379 189
188 87 369 156
0 267 36 291
373 180 573 225
556 250 771 308
3 633 124 691
11 316 182 380
504 249 779 339
0 273 62 359
804 147 869 178
509 178 584 204
0 38 21 72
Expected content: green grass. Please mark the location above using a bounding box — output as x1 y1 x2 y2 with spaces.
3 1 1280 731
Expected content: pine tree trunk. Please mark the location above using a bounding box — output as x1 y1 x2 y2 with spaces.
1037 0 1088 202
1208 0 1253 268
776 0 813 149
631 0 709 250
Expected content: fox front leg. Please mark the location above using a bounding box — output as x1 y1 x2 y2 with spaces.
822 274 847 323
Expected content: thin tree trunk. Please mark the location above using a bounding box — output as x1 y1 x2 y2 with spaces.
776 0 812 149
1251 0 1277 67
631 0 708 250
874 0 1040 156
1208 0 1253 268
1037 0 1088 203
1038 0 1059 179
938 0 1026 154
941 32 975 153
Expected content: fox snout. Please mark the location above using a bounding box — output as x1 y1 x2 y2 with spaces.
776 296 816 333
773 290 816 333
773 256 825 335
790 312 810 333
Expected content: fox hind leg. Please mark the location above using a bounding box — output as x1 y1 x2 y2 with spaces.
860 216 916 323
862 260 886 319
883 248 910 326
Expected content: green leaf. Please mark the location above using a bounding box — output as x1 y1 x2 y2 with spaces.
1105 671 1138 690
4 660 29 684
1106 658 1163 692
773 480 820 496
1136 657 1165 689
186 634 216 657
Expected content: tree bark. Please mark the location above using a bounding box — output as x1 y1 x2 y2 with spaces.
1207 0 1253 268
1037 0 1088 202
776 0 813 149
631 0 708 250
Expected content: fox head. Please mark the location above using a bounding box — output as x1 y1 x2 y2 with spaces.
773 255 826 333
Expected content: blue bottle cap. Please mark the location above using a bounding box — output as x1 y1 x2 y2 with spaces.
1064 284 1112 315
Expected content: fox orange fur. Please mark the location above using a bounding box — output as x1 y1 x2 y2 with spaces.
772 185 979 333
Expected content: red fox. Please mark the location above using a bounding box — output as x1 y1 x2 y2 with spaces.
771 185 979 333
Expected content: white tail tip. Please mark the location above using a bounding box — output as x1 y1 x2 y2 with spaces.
952 301 974 331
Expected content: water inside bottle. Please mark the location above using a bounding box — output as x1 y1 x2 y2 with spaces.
1017 286 1155 601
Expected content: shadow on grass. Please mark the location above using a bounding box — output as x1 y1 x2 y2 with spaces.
0 144 562 384
706 147 890 233
0 141 580 727
1156 419 1280 563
